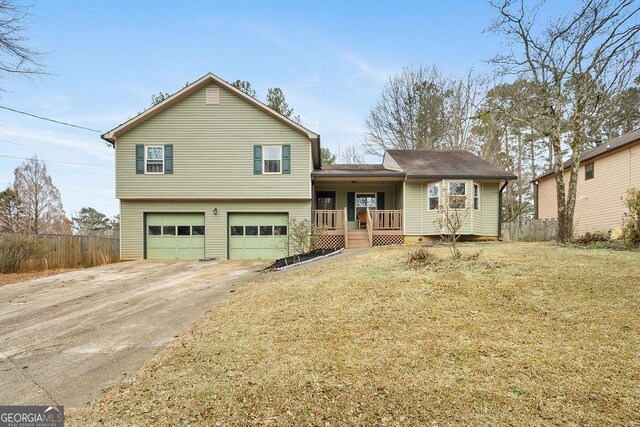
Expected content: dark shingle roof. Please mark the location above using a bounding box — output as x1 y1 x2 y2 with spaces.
386 149 517 180
536 128 640 180
311 164 405 178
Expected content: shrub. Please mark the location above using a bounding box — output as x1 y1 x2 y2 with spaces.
0 234 48 273
572 230 611 245
621 188 640 246
406 248 438 268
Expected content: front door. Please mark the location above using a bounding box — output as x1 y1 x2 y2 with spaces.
316 191 336 210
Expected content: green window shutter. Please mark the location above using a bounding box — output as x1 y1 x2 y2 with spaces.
377 192 385 209
136 144 144 174
164 144 173 174
282 144 291 174
253 145 262 174
347 192 355 221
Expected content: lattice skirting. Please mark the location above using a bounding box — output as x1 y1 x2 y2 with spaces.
372 235 404 246
313 235 345 249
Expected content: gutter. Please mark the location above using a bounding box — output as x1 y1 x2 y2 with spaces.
498 180 509 240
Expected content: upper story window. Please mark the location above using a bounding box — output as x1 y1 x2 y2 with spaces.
263 145 282 174
448 182 467 209
473 184 480 210
585 162 594 180
428 183 439 210
145 146 164 174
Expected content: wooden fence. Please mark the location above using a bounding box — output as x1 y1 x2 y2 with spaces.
502 219 558 242
1 234 120 272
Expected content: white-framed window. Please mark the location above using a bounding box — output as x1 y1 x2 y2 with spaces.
448 181 467 209
145 145 164 174
473 183 480 210
355 193 377 218
263 145 282 174
428 183 439 210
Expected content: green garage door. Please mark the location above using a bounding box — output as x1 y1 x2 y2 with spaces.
228 213 288 259
146 213 205 260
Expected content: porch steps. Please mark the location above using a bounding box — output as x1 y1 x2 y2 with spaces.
347 230 371 248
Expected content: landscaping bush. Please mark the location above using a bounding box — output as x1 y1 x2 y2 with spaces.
0 234 48 273
406 248 438 268
572 229 611 245
621 188 640 246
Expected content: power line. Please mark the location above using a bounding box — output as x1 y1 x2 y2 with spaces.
0 138 54 151
0 153 110 166
0 105 103 133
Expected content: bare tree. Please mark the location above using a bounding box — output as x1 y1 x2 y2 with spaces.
337 144 365 164
13 156 71 235
0 0 46 82
434 186 471 259
363 65 487 156
489 0 640 242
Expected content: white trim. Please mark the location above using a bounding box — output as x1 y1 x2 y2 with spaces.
473 183 480 211
262 144 282 174
144 145 164 174
447 181 467 209
102 73 319 142
354 192 377 219
427 183 439 211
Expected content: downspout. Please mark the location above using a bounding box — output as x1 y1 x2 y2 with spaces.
498 180 509 240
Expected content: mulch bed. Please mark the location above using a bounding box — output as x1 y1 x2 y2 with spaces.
267 248 341 270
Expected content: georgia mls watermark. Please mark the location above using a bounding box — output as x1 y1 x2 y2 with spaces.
0 406 64 427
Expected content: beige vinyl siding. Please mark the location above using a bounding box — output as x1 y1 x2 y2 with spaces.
120 199 311 260
536 143 640 234
478 183 499 236
394 182 404 210
315 184 396 230
116 83 311 200
382 152 403 171
404 180 500 237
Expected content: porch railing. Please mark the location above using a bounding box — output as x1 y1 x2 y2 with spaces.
314 209 345 231
370 209 404 230
365 208 373 246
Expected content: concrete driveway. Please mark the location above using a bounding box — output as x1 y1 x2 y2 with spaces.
0 259 267 407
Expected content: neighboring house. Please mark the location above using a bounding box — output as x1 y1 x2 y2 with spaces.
534 129 640 236
102 72 516 261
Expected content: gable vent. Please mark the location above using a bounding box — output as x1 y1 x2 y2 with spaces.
206 87 220 105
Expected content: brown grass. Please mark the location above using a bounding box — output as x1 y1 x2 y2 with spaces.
0 269 71 287
69 243 640 426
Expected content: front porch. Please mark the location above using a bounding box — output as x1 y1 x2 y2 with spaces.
311 166 406 249
313 208 404 248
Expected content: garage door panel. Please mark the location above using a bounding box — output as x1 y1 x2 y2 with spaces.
145 213 205 260
228 213 288 260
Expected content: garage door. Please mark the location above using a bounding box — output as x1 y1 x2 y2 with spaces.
146 213 205 260
228 213 288 259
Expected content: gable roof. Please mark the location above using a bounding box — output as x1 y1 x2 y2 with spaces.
536 128 640 180
385 149 517 180
101 72 321 167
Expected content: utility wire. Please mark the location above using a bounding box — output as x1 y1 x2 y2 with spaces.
0 153 110 166
0 138 55 151
0 105 103 133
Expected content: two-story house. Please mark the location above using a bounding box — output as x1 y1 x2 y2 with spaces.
102 72 516 260
534 129 640 236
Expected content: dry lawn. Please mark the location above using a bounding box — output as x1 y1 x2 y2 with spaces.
69 243 640 426
0 269 71 287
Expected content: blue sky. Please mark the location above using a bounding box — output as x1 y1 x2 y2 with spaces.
0 0 563 218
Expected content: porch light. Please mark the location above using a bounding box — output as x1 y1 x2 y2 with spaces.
213 208 218 215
